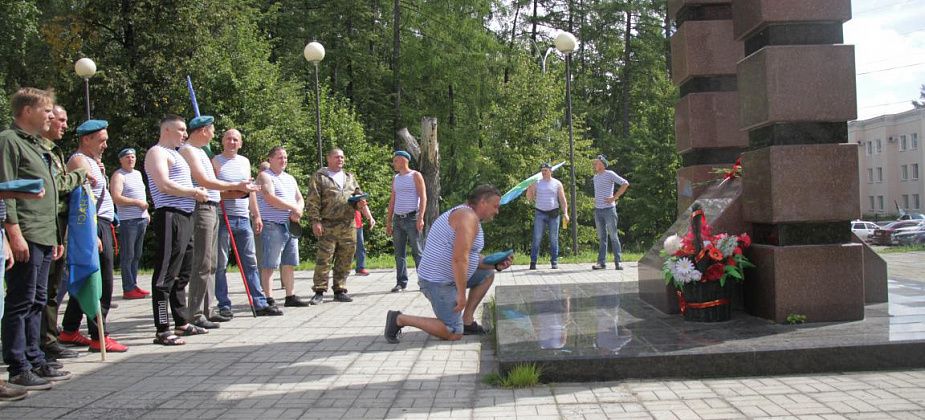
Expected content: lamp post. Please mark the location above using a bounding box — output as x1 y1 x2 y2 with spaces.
553 31 579 257
304 41 326 166
74 58 97 120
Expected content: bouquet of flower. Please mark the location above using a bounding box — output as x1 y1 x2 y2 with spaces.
662 206 754 289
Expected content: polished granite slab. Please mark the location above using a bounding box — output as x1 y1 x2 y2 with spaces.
495 279 925 382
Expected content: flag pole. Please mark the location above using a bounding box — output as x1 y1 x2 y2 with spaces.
96 301 106 361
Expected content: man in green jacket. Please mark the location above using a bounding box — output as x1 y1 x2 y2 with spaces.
0 88 74 390
306 148 366 305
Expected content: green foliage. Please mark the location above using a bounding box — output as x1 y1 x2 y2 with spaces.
786 314 807 324
483 363 543 388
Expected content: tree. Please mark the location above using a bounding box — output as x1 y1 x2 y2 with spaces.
913 84 925 108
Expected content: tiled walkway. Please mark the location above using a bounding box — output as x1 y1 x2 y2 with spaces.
0 254 923 418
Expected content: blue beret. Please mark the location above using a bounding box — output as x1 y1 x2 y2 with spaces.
76 119 108 136
189 115 214 130
539 162 552 170
394 150 411 161
118 148 136 158
594 154 608 167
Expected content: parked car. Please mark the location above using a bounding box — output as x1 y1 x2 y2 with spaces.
869 220 925 245
851 220 880 241
898 212 925 221
893 224 925 245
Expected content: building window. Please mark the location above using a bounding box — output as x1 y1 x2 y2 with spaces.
867 141 872 155
915 194 921 210
878 195 884 210
913 133 919 150
867 168 873 183
901 135 908 151
869 196 875 210
877 167 883 182
902 165 909 181
903 194 910 209
876 139 882 153
914 164 920 180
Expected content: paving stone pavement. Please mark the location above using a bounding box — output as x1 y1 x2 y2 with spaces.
1 257 923 419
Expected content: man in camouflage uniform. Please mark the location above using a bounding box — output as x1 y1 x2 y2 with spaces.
307 148 366 305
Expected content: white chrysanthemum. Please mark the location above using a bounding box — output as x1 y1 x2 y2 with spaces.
663 234 681 255
671 257 698 284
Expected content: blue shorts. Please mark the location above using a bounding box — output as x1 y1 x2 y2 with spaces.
260 221 299 269
419 268 494 335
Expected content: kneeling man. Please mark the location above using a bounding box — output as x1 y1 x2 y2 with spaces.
384 185 512 343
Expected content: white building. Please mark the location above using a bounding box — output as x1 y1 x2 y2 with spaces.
850 107 924 217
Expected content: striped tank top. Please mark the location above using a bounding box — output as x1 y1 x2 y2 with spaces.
182 145 221 203
115 168 147 220
0 200 6 223
393 171 420 215
74 152 115 221
215 154 251 218
147 145 196 212
257 168 298 223
417 204 484 284
534 178 561 212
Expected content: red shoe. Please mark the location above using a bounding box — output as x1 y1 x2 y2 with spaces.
135 287 151 296
89 336 128 353
59 330 92 346
123 288 147 299
356 269 370 276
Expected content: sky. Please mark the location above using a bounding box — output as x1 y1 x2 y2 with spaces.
845 0 925 120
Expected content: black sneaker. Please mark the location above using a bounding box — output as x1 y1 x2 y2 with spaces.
46 360 64 369
0 381 28 401
256 305 284 316
218 307 235 319
43 343 79 359
384 310 403 343
333 292 353 303
591 264 606 270
285 295 309 307
529 262 537 270
32 365 72 382
208 312 231 323
8 370 52 390
390 285 405 293
615 263 624 271
551 262 558 269
308 293 324 305
266 297 275 306
191 315 220 329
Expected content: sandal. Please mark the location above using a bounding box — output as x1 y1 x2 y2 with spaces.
463 321 489 335
175 324 209 336
153 332 186 346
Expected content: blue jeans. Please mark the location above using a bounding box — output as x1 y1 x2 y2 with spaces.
118 217 148 292
419 269 494 335
392 213 423 287
594 207 622 265
259 221 299 269
530 209 561 264
354 227 366 270
2 241 52 375
216 216 268 310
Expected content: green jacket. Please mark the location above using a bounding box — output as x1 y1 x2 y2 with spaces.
306 168 361 225
1 126 63 246
41 138 87 217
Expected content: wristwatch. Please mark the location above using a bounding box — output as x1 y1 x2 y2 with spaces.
494 263 503 272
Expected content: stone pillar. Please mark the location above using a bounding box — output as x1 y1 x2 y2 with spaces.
734 0 866 322
638 0 747 313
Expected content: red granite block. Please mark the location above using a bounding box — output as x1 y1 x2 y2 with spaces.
676 92 748 154
733 0 852 40
671 20 743 86
742 144 859 224
738 45 857 131
744 243 864 323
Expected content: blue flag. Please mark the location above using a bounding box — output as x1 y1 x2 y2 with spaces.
67 185 102 318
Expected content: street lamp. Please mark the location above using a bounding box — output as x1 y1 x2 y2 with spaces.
74 57 97 120
304 41 326 166
553 31 580 257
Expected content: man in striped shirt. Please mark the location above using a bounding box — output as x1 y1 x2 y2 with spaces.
591 155 629 270
385 150 426 292
384 185 512 343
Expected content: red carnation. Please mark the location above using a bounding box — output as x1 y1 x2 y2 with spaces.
739 233 751 248
704 263 724 281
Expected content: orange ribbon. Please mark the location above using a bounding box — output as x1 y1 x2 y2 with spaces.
676 290 730 315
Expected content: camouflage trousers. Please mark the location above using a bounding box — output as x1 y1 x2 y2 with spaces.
313 220 356 293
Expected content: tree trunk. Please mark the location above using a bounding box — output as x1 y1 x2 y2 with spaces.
664 1 673 78
392 0 402 149
621 10 633 138
419 118 441 232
